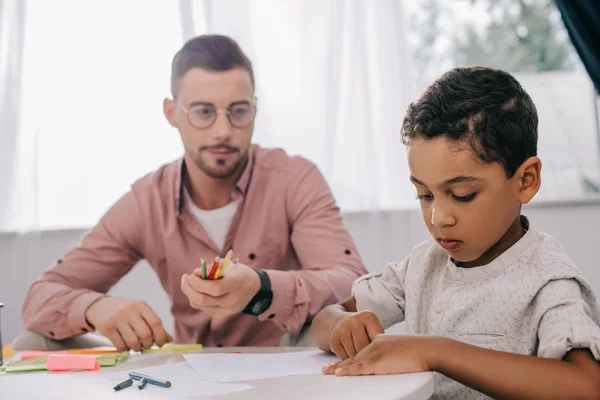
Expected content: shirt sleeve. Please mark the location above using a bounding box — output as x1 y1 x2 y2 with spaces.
352 258 408 329
536 277 600 361
21 190 144 340
259 163 368 334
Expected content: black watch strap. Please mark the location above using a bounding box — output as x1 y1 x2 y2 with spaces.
256 268 272 292
243 269 273 315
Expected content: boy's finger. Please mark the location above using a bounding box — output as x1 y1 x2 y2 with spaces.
336 361 370 376
321 361 341 374
331 339 349 360
352 328 370 354
365 321 385 341
341 337 358 357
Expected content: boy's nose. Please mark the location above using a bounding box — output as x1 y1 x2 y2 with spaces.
431 205 456 228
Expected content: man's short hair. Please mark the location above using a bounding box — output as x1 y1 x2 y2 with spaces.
171 35 254 97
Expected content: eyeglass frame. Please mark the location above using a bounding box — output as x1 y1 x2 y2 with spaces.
176 98 258 130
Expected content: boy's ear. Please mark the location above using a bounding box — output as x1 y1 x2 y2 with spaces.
515 156 542 204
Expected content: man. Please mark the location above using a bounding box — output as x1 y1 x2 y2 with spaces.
20 35 367 351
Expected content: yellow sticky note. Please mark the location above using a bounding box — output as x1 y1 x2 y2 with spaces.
141 343 203 354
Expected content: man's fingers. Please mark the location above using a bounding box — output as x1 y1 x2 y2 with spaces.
182 276 225 307
115 321 142 352
186 275 229 297
128 313 154 350
182 277 215 306
190 298 221 309
104 328 127 352
166 333 174 343
138 303 168 347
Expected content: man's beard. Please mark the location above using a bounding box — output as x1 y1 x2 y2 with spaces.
194 149 248 179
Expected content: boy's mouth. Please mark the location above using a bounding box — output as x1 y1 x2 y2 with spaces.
438 239 462 251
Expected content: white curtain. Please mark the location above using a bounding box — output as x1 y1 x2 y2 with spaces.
1 0 416 232
191 0 416 212
0 0 28 230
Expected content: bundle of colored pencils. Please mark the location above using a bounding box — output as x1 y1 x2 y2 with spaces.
198 249 238 280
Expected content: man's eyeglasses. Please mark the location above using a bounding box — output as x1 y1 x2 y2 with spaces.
178 101 257 129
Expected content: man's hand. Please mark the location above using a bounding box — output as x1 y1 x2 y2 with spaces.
85 296 173 352
181 262 261 320
322 334 435 376
328 310 384 359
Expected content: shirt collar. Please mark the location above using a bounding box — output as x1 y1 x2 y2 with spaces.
447 216 538 282
175 146 255 215
234 145 255 196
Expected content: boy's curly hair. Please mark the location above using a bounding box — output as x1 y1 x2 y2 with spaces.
401 67 538 178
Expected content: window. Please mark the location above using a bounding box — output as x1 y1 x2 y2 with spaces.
405 0 600 202
15 1 184 230
4 0 598 232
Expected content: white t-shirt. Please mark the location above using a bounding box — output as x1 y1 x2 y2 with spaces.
184 189 238 251
353 220 600 400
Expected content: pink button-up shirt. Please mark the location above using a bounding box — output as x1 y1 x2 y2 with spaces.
21 145 367 346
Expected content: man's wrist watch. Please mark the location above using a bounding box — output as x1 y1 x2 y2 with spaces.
243 269 273 316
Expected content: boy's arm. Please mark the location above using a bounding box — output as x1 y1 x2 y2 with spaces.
431 338 600 400
329 335 600 398
312 297 357 352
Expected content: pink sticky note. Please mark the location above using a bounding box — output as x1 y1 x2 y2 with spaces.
21 350 67 360
46 354 100 372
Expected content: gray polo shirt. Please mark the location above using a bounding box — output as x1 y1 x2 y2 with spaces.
353 227 600 400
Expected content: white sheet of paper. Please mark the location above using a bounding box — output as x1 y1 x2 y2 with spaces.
0 372 109 400
0 362 253 400
183 350 340 383
106 361 253 398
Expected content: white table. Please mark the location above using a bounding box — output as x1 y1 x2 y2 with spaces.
1 347 434 399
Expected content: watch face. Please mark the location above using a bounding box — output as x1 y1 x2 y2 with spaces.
252 299 269 315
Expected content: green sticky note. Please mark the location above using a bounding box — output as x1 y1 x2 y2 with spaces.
96 354 117 367
2 357 47 373
116 351 129 362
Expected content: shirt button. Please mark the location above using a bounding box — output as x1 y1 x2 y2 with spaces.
434 303 444 313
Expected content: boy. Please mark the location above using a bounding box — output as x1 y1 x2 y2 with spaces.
312 67 600 399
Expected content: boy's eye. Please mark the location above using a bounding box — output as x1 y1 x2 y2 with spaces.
452 193 477 202
415 193 434 201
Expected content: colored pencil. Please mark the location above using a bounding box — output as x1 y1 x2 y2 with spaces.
207 257 220 280
200 257 207 279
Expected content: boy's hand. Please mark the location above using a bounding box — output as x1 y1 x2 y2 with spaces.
329 311 384 359
323 334 437 376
